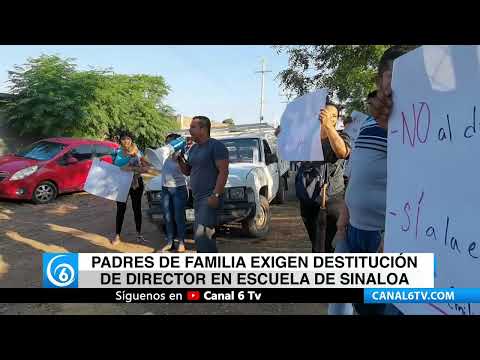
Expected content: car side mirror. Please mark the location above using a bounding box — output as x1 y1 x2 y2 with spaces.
99 155 113 164
67 157 79 165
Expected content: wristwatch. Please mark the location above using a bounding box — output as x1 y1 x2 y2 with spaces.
213 192 221 198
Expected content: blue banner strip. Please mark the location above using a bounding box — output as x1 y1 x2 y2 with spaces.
364 288 480 303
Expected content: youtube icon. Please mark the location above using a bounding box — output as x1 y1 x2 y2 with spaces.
187 291 201 301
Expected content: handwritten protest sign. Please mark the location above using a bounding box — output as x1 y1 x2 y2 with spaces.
385 46 480 315
84 158 133 203
277 89 327 161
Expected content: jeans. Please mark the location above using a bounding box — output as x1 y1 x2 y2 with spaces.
299 193 344 253
193 196 222 253
161 186 188 244
328 224 403 316
116 178 144 235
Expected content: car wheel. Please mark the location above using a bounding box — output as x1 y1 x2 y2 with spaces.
242 195 271 238
32 181 58 204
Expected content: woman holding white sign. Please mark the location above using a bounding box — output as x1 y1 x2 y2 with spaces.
111 131 152 246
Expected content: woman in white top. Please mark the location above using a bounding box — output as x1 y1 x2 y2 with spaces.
161 133 189 252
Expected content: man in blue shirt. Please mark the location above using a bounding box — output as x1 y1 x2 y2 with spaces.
177 116 229 253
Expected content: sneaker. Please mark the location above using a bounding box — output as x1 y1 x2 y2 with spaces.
177 242 186 253
161 242 174 252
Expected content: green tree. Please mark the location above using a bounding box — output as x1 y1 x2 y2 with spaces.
5 55 178 149
84 73 178 149
222 118 235 126
6 55 99 137
274 45 416 114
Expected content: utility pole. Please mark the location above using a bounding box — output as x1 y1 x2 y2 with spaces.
255 58 271 123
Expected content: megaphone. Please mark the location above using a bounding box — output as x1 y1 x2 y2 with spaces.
145 137 187 170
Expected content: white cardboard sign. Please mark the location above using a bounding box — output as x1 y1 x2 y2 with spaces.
83 158 133 203
385 45 480 315
277 89 327 161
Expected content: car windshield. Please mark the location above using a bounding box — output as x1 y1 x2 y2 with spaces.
219 138 260 163
15 141 66 161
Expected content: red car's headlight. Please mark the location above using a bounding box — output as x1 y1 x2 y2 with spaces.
10 165 38 181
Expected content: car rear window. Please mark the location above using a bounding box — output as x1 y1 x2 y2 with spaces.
94 144 115 157
219 138 259 163
70 145 94 162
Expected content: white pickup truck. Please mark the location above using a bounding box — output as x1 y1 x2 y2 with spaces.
145 123 290 238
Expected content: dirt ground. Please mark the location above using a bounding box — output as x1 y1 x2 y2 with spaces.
0 179 328 315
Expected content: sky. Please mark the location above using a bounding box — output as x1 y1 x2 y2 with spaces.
0 45 291 126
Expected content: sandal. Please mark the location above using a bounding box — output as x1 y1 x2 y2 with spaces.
177 242 186 253
161 242 174 252
111 234 121 246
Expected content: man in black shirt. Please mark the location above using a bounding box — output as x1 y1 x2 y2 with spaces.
277 102 351 253
302 103 350 253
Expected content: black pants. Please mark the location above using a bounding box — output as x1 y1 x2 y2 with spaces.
299 193 344 253
116 179 144 235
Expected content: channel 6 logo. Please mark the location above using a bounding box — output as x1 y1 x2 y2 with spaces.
42 253 78 288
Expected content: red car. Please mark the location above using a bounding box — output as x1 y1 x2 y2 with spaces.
0 138 119 204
